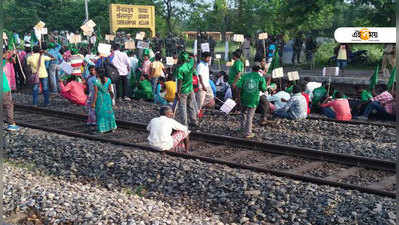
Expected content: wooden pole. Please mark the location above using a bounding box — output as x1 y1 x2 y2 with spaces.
12 43 26 81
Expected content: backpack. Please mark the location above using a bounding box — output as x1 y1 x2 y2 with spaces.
100 57 119 83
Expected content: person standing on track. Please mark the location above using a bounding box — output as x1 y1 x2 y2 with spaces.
2 71 20 131
175 52 199 128
111 44 131 101
197 52 214 116
86 66 97 128
229 50 244 110
91 68 117 133
236 65 267 138
147 106 190 153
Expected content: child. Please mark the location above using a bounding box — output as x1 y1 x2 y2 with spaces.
164 75 176 104
154 77 168 105
150 53 166 96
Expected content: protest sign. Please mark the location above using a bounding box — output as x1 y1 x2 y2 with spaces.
166 57 174 66
125 40 136 49
201 43 210 52
220 98 237 114
35 21 45 29
272 67 284 79
232 34 244 42
137 40 149 49
215 54 221 59
322 67 339 76
69 34 82 44
98 43 112 56
245 60 250 67
3 32 7 40
90 36 97 44
258 33 268 40
105 34 115 41
287 71 300 81
86 20 96 28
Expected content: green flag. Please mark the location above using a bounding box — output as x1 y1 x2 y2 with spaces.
267 49 280 74
369 65 379 91
31 29 39 47
7 32 15 50
387 67 396 91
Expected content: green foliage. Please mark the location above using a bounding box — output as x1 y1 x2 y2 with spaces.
313 41 337 66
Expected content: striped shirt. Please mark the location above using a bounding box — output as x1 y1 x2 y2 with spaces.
371 91 394 114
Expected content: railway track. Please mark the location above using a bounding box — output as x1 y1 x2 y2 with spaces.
12 104 396 198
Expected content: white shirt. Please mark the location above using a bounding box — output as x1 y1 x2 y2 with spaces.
267 91 291 110
147 116 189 151
197 61 210 89
305 82 322 101
112 50 130 76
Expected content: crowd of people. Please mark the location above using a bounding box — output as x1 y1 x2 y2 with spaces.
2 29 396 152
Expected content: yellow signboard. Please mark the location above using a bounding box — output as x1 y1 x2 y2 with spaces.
109 4 155 37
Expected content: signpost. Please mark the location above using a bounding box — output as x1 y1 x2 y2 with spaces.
109 4 156 37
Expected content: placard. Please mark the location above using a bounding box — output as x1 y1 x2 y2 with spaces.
40 28 48 35
125 40 136 49
287 71 300 81
105 34 115 41
166 57 174 66
272 67 284 78
245 60 250 67
83 31 93 37
3 32 7 40
322 67 339 76
69 34 82 44
232 34 244 42
86 20 96 28
98 43 112 56
201 43 210 52
135 32 144 40
220 98 236 114
258 33 268 40
35 21 45 29
137 40 149 49
215 54 221 59
90 36 97 44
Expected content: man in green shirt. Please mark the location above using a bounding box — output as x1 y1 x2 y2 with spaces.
311 82 328 112
2 71 20 131
176 52 198 127
229 50 244 109
236 65 267 138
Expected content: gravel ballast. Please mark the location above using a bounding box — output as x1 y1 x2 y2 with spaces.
4 127 396 224
12 93 396 160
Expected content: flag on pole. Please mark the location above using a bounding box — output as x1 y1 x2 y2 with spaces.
31 29 39 47
387 67 396 91
267 49 280 74
7 32 15 50
369 65 379 91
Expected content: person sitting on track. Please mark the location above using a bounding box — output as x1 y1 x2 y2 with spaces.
273 85 308 120
358 84 396 121
59 75 88 106
320 91 352 121
147 106 190 152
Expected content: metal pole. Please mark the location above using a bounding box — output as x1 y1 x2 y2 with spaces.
85 0 89 22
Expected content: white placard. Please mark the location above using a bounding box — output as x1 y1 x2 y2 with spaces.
272 67 284 79
245 60 250 67
287 71 300 81
59 62 73 75
233 34 244 42
35 21 45 29
3 32 7 40
220 98 237 114
135 32 144 40
137 40 149 49
105 34 115 41
34 28 42 42
125 41 135 50
201 43 210 52
258 33 268 40
322 67 339 76
90 36 97 44
98 43 112 56
166 57 174 66
215 54 221 59
69 34 82 44
86 20 96 28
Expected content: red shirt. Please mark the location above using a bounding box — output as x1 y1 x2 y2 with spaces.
320 98 352 121
302 92 310 115
60 81 87 105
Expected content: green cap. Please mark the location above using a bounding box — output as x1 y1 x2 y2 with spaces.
143 48 150 56
48 42 56 49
